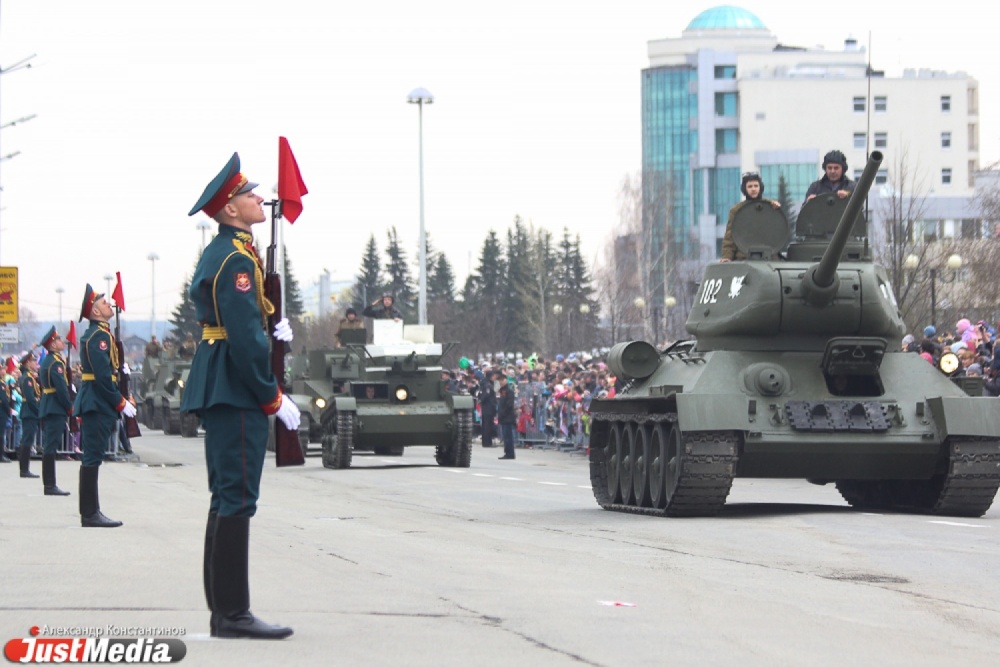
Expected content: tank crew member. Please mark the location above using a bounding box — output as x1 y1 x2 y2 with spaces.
179 331 197 360
37 327 72 496
145 335 162 360
805 150 855 202
720 172 782 262
184 152 299 640
75 284 135 527
17 352 40 478
335 307 366 346
363 293 403 321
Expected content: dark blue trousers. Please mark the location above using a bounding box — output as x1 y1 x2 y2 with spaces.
202 406 267 518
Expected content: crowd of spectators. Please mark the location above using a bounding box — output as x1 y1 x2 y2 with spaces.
902 318 1000 396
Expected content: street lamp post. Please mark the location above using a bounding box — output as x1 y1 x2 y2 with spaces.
147 252 159 338
663 295 677 342
633 297 646 342
904 253 962 330
103 273 113 301
407 87 433 325
577 304 590 351
552 304 564 353
196 219 211 252
55 287 64 323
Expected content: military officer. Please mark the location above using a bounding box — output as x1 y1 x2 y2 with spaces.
183 152 299 640
74 285 136 528
37 327 72 496
18 352 40 478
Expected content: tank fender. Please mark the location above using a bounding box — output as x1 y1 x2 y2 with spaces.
675 393 753 432
925 396 1000 438
447 394 475 411
332 396 357 412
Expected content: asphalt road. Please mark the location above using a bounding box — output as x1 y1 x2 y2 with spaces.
1 430 998 666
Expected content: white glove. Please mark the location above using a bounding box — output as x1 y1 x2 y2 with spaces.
273 318 294 343
275 394 300 431
121 401 137 419
122 362 131 376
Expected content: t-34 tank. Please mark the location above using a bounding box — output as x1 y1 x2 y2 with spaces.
319 322 474 469
589 151 1000 518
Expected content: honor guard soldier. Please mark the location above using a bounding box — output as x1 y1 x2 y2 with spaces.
37 327 72 496
183 152 299 640
74 285 136 528
18 352 40 478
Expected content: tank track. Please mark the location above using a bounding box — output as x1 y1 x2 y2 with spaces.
436 409 472 467
322 411 355 469
589 413 739 517
836 437 1000 517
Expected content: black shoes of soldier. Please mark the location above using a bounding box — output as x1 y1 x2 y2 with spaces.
213 612 293 640
21 470 40 478
81 510 123 528
79 465 122 528
498 455 515 460
45 485 70 496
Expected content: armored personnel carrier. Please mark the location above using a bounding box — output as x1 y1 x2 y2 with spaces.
589 151 1000 518
318 321 474 469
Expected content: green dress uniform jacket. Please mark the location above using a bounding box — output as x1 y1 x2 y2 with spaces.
19 372 39 420
39 352 73 418
74 321 127 417
181 224 282 416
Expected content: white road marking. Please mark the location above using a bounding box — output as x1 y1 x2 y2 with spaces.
499 477 523 481
473 473 494 478
928 520 988 528
539 481 567 486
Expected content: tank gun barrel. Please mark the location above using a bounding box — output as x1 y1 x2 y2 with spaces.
811 151 883 288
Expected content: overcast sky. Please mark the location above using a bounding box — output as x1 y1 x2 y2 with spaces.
1 0 997 334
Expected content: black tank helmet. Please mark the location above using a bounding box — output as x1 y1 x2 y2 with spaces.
822 149 848 171
740 171 764 199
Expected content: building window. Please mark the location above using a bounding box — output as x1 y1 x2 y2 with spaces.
853 133 866 149
715 128 738 154
969 159 978 188
853 169 862 180
941 95 951 111
941 131 952 148
961 218 984 240
874 96 887 112
941 168 952 185
969 123 979 150
875 169 888 185
714 65 736 79
714 92 737 117
874 132 887 148
853 96 865 112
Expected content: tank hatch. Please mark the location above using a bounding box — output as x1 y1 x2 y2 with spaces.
732 202 790 259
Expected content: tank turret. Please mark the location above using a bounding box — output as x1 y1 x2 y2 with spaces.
686 151 902 351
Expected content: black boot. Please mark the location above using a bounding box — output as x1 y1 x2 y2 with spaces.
42 455 70 495
19 446 38 478
204 512 219 636
211 515 293 640
79 465 122 528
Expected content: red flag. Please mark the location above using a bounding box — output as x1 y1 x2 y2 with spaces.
277 136 308 223
66 321 78 350
112 271 126 312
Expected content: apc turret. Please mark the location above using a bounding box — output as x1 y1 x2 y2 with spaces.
589 151 1000 518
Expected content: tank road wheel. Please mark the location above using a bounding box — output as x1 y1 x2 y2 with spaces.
166 409 181 435
436 410 473 467
632 424 652 508
322 411 354 469
648 423 669 509
180 411 200 438
619 422 637 505
588 420 614 508
605 422 623 503
664 427 739 517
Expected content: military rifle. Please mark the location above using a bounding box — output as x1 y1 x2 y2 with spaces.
264 199 304 467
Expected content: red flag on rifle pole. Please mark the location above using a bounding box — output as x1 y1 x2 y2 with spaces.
112 271 126 311
66 321 78 350
277 136 308 223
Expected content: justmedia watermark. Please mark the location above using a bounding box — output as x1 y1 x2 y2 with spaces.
4 626 186 663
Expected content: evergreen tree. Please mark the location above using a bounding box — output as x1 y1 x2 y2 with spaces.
352 234 382 309
385 226 416 321
776 173 798 228
168 273 200 345
501 216 537 353
467 231 506 352
282 247 305 321
428 253 456 304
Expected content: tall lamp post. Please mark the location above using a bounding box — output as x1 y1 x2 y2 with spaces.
55 287 64 323
196 219 211 252
552 304 564 353
633 297 646 341
663 295 677 342
577 303 590 351
103 273 113 301
147 252 159 338
407 87 433 325
904 253 962 330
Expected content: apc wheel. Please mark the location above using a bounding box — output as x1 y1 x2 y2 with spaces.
180 411 199 438
619 422 636 505
332 412 354 468
298 415 312 458
648 423 669 509
632 424 652 508
605 422 623 504
436 410 472 467
166 408 181 435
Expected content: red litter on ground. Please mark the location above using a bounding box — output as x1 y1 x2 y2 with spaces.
598 601 637 607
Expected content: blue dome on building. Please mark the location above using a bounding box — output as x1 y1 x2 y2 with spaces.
686 5 767 31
